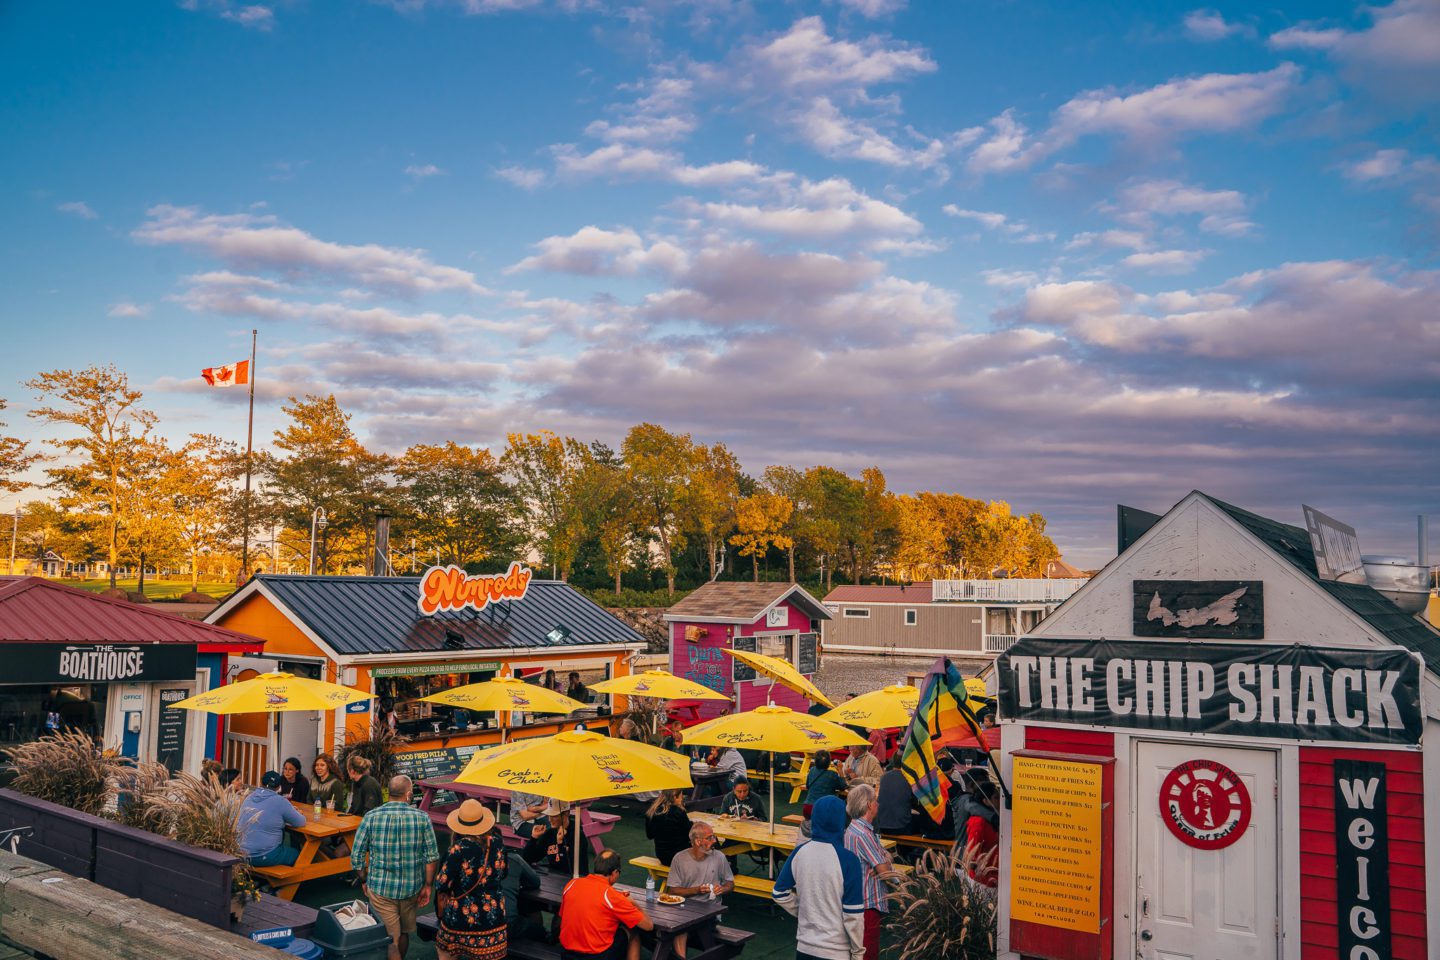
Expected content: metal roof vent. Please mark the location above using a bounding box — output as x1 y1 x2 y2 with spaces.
443 629 466 650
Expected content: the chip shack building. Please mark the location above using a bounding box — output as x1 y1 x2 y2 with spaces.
994 492 1439 960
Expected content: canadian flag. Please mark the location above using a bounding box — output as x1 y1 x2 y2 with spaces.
201 360 250 387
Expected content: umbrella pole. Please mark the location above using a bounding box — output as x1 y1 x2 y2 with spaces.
768 749 777 879
573 807 581 878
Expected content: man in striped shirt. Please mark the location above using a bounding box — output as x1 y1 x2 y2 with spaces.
843 784 900 960
350 775 440 960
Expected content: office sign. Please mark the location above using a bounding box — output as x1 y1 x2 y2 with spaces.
0 643 197 684
1335 760 1390 960
999 638 1423 745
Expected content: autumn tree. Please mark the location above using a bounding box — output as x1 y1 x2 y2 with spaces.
622 423 695 595
26 365 157 591
166 434 236 590
263 395 391 574
575 443 642 594
795 466 863 590
680 442 741 580
0 399 41 495
730 491 794 582
395 442 521 569
116 438 185 597
761 465 806 581
501 431 587 580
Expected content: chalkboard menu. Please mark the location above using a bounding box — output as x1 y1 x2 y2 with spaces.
393 744 483 805
157 688 190 773
732 635 757 682
797 632 818 675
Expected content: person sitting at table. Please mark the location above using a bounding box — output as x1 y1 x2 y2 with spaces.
276 756 311 804
709 745 747 786
842 744 883 789
239 770 306 867
801 751 847 837
434 798 508 960
524 800 588 874
666 822 734 957
560 849 654 960
658 719 685 756
346 755 384 817
542 668 561 692
509 789 550 843
311 752 345 809
960 781 1000 888
502 849 544 940
875 755 927 837
644 789 692 869
616 718 642 742
717 778 766 821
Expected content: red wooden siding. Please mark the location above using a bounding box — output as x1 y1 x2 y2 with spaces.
1024 725 1115 758
1298 746 1426 960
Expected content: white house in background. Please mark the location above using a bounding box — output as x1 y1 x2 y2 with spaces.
821 577 1087 658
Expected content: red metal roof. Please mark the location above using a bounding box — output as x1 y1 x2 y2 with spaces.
0 577 265 650
824 583 934 604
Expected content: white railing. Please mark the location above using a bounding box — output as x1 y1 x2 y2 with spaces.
931 578 1086 603
984 634 1018 653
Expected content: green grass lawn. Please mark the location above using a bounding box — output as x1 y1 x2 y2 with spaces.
54 578 234 601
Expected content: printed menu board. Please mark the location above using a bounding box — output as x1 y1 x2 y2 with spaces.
797 632 818 674
1009 755 1104 933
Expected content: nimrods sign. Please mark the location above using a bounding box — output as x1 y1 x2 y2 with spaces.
999 638 1423 745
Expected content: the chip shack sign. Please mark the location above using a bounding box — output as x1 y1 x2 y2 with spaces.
418 562 533 616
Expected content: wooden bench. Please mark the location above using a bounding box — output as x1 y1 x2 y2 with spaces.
424 801 621 855
780 814 803 825
233 892 319 942
629 855 776 899
745 759 810 803
885 834 954 854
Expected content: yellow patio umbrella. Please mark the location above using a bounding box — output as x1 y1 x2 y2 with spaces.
421 675 584 742
588 669 732 702
168 671 372 713
683 704 866 837
721 648 834 709
456 729 693 875
820 684 918 729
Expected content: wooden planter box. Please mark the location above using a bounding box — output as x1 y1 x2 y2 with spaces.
0 787 107 878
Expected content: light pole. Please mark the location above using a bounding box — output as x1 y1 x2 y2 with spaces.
9 507 18 576
308 507 328 575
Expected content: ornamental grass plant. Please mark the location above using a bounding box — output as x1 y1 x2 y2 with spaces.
889 846 998 960
142 771 259 906
110 759 173 829
8 730 118 816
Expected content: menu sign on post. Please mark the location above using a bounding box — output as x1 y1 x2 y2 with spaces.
157 688 190 773
393 744 484 805
796 632 818 675
732 635 757 682
1010 755 1104 933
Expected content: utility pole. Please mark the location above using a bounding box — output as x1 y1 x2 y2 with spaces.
9 507 18 576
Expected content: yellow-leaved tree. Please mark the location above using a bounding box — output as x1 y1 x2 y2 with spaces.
730 491 794 582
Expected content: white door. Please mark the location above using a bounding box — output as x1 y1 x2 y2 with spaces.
1134 741 1277 960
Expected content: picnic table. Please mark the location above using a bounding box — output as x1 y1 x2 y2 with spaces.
248 801 361 901
415 777 620 855
522 871 751 960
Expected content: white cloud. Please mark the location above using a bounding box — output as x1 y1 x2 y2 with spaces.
1268 25 1345 50
57 201 98 220
832 0 906 17
1269 1 1440 103
794 96 944 167
1120 249 1209 273
965 110 1033 173
1342 148 1409 181
404 163 445 179
693 177 921 240
942 204 1053 242
552 142 772 187
735 16 936 94
1112 178 1255 236
506 226 688 277
495 165 546 189
1183 10 1251 41
585 77 696 146
183 1 275 30
133 205 489 296
107 302 150 318
1066 230 1148 251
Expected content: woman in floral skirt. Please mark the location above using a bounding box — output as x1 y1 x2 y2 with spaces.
434 799 509 960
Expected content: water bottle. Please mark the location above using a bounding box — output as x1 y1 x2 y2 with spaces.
707 882 715 901
313 802 322 821
645 875 656 903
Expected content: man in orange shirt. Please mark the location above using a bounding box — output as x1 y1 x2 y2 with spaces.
559 849 655 960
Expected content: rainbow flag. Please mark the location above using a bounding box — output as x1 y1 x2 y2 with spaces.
899 657 988 824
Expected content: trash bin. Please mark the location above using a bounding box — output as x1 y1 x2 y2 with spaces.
279 939 325 959
310 901 392 960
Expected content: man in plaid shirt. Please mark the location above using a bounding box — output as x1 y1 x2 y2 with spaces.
350 775 440 960
843 784 900 960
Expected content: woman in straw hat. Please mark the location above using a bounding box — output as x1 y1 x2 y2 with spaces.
434 799 509 960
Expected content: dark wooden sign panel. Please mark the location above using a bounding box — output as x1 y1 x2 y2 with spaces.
1132 580 1263 639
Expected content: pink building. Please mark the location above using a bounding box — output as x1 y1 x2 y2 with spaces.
663 582 833 720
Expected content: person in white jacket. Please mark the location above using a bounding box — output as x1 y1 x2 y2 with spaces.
772 794 866 960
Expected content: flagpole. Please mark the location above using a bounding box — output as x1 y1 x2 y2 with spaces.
240 328 257 578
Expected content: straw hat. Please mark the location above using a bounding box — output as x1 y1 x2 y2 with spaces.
446 799 496 837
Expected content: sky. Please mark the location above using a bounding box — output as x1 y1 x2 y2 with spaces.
1 0 1437 568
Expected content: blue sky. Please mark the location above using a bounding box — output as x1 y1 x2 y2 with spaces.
2 0 1437 566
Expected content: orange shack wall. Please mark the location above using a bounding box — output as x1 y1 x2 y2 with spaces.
215 591 637 749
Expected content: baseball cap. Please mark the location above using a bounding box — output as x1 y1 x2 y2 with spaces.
261 771 283 789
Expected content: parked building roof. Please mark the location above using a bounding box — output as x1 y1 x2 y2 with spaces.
663 582 832 624
212 574 648 658
1203 493 1440 673
823 583 934 604
0 577 265 650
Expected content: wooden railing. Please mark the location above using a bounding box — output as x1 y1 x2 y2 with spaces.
983 634 1018 653
931 578 1086 603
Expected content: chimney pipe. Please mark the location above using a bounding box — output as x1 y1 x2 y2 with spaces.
1419 515 1429 568
374 512 391 576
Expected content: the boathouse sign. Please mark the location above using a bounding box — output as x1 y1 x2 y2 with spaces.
999 639 1423 745
1 642 198 684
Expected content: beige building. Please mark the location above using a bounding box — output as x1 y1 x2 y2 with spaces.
820 578 1086 657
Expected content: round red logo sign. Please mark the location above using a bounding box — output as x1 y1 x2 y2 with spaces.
1158 759 1252 850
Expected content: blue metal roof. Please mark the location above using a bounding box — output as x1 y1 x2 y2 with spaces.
251 575 647 657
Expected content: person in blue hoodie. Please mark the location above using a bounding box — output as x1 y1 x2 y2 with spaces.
239 770 306 866
772 795 866 960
